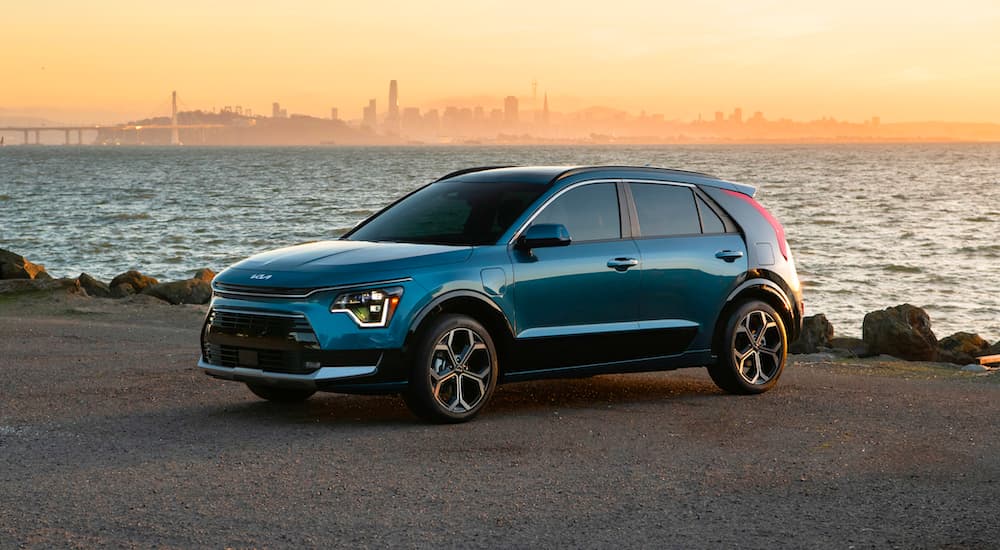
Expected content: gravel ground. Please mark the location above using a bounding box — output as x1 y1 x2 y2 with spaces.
1 294 999 548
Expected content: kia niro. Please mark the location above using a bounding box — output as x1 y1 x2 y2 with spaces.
200 166 803 422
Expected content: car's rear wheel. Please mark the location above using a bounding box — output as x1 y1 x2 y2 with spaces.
709 300 787 394
246 383 315 403
403 314 498 423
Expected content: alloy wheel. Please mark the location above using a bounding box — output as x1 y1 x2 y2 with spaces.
732 309 784 385
429 327 493 414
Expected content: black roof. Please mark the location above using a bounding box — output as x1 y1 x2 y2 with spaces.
438 165 755 196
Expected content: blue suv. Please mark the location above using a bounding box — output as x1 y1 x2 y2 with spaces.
200 166 803 422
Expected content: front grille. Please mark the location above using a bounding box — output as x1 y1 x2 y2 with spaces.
201 308 320 373
207 308 314 340
201 343 313 373
201 308 382 375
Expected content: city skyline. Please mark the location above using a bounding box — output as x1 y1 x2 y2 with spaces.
4 1 1000 126
7 79 1000 145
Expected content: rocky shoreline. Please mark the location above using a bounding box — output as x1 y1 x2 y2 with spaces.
3 247 998 371
0 248 214 306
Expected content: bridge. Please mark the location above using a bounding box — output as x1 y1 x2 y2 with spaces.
0 91 224 145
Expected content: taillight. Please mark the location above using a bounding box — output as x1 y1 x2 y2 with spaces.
723 189 789 260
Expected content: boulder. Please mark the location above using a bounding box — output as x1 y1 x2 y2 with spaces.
937 332 991 365
109 270 159 298
961 364 991 373
77 273 111 298
142 269 214 305
0 277 81 295
143 279 212 305
862 304 938 361
192 268 216 283
789 313 834 354
829 336 872 358
986 341 1000 356
0 248 52 280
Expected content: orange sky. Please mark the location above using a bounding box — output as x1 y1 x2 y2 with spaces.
3 0 1000 124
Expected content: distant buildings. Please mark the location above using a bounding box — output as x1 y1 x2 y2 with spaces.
240 82 902 144
362 99 376 130
504 96 519 125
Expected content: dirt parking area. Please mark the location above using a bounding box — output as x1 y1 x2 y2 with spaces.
1 295 998 548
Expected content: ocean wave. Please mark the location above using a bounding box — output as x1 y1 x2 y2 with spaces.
957 244 1000 256
883 264 922 274
103 212 152 221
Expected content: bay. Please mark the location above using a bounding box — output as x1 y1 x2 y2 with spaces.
1 144 998 341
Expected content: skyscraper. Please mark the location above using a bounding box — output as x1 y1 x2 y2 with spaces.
272 102 281 119
386 80 400 134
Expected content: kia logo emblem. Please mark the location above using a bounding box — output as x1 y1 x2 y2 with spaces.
249 273 273 280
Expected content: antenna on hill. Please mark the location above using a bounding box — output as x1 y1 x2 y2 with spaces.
170 91 180 146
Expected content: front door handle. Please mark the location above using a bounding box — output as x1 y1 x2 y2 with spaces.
607 257 639 271
715 250 744 263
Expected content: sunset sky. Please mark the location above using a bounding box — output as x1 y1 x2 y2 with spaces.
4 0 1000 124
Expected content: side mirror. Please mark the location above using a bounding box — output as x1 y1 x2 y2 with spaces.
516 223 572 250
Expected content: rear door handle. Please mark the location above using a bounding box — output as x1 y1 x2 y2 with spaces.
607 257 639 271
715 250 744 263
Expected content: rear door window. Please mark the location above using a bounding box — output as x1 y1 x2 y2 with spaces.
629 183 701 237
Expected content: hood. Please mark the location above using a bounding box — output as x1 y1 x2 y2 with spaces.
228 240 472 275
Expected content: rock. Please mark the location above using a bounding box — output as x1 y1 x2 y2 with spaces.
192 268 216 283
937 332 991 365
143 278 212 305
829 336 871 358
862 304 938 361
789 314 834 354
77 273 111 298
0 248 52 280
986 341 1000 356
0 277 81 295
961 364 990 372
109 270 159 298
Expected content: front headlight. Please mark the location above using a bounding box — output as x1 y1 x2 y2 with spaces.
331 286 403 327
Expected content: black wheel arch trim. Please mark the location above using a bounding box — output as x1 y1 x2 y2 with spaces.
723 272 801 340
407 289 514 340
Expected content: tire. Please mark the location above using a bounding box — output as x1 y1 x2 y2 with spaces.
403 314 499 423
708 300 788 395
246 383 316 403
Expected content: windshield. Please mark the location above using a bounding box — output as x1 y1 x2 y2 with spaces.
344 180 547 246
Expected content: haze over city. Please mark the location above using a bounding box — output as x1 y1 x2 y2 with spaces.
4 0 1000 128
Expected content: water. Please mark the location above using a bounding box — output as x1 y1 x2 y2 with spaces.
2 144 998 341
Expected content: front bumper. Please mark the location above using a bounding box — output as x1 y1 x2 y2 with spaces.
198 304 410 393
198 358 377 389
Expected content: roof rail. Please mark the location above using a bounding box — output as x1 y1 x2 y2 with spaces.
549 165 719 184
434 166 517 181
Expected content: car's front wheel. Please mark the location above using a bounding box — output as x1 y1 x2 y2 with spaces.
246 383 316 403
708 300 787 394
403 314 498 423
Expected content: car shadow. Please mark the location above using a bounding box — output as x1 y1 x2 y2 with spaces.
205 370 724 427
